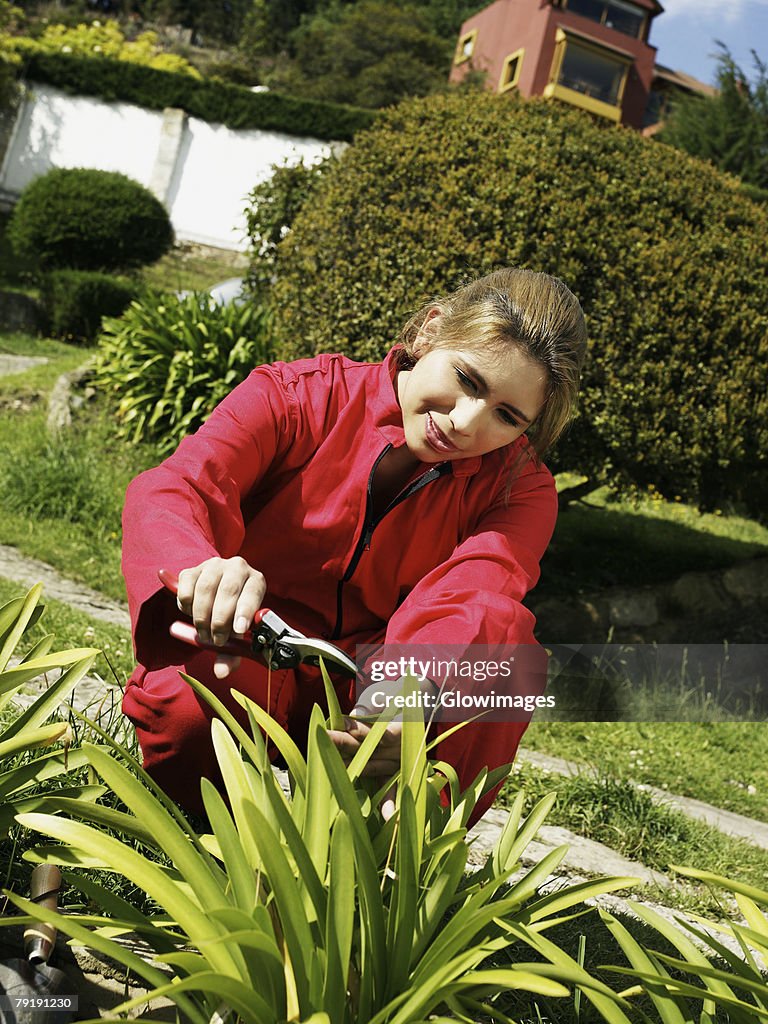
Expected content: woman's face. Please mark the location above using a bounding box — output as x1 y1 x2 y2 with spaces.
397 315 548 464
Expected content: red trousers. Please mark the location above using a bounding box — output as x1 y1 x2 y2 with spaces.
123 649 354 815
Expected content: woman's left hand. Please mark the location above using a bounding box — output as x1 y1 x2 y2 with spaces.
326 716 401 820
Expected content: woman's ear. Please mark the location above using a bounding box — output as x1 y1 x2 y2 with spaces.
413 308 443 357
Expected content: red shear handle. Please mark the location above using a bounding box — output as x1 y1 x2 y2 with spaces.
158 567 180 594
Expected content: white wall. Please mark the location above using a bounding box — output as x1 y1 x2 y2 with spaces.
0 82 337 251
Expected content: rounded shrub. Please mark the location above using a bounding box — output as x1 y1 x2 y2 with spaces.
268 92 768 518
43 268 141 343
95 292 274 452
7 168 174 272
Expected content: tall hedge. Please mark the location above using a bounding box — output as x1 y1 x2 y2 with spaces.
268 92 768 518
20 51 375 142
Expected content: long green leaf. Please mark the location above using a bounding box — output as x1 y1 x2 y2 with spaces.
627 900 736 1017
414 841 469 960
15 812 238 977
323 810 355 1022
600 909 691 1024
246 800 314 1013
2 894 208 1024
522 876 640 925
387 784 419 997
0 722 70 759
671 865 768 905
498 921 637 1023
261 761 327 924
304 711 336 880
211 719 264 871
0 647 99 701
5 650 99 740
83 743 229 903
231 688 307 792
110 970 276 1024
0 585 42 672
201 778 258 910
315 727 387 1018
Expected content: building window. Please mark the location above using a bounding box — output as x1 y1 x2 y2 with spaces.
545 29 630 120
564 0 646 39
455 28 478 65
499 49 524 92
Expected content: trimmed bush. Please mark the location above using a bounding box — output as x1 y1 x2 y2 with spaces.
268 92 768 518
95 292 274 451
20 51 375 143
42 268 140 343
8 167 173 272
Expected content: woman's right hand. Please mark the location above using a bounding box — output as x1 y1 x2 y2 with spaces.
176 557 267 678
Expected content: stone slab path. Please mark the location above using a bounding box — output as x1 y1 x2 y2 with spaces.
0 354 47 376
0 541 129 629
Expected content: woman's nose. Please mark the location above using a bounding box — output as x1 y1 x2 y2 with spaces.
449 397 484 435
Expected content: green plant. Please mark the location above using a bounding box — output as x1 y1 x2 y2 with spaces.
660 44 768 191
20 51 375 142
7 671 640 1023
10 17 202 76
7 167 174 272
42 268 140 342
95 291 274 451
269 91 768 518
0 584 100 840
245 156 334 296
0 412 124 533
263 0 451 109
0 0 22 111
599 870 768 1022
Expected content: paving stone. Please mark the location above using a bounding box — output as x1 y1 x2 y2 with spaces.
0 543 129 629
0 354 47 376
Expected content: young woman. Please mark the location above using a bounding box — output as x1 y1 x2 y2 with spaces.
121 267 587 823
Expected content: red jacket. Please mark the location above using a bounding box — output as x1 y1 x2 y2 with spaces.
122 348 557 820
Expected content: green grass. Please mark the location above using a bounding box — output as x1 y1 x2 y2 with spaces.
522 719 768 821
502 761 768 919
140 240 248 294
0 378 162 600
543 477 768 599
0 576 134 685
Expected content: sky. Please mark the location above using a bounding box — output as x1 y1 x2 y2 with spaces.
649 0 768 86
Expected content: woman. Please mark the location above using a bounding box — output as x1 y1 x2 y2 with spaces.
121 267 587 823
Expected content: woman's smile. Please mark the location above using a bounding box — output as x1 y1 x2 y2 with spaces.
397 340 548 464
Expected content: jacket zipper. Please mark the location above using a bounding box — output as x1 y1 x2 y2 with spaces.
330 446 452 641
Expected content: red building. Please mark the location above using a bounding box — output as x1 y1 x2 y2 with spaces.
449 0 710 130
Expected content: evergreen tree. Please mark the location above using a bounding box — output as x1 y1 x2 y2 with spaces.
259 0 450 108
660 44 768 190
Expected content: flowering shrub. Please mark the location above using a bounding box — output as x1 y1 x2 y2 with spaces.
11 18 201 77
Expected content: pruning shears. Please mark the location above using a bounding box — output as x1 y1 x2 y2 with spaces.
158 569 358 676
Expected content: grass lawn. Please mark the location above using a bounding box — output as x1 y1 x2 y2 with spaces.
522 720 768 821
543 476 768 599
502 758 768 919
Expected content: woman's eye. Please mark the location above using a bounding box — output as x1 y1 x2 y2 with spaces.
499 410 522 428
455 368 476 391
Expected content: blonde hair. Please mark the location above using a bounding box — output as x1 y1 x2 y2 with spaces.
398 267 588 468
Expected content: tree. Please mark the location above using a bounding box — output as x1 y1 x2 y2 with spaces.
0 1 23 111
660 44 768 191
259 0 450 109
266 91 768 517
